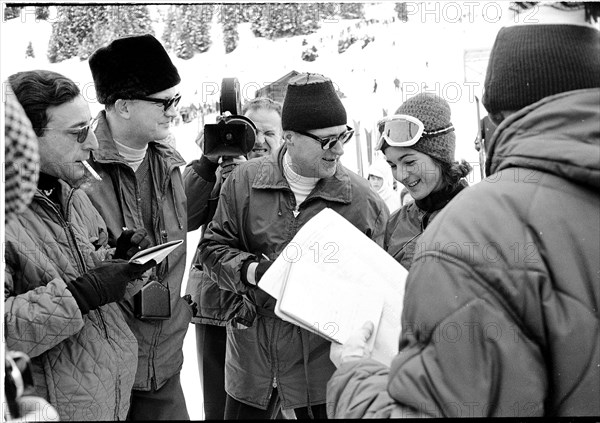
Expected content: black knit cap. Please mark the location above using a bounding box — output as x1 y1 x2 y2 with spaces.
282 73 347 131
89 34 181 105
483 24 600 114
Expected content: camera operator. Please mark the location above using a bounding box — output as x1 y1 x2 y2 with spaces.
184 97 283 420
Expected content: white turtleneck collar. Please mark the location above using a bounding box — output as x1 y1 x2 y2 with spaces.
113 139 148 171
283 151 320 208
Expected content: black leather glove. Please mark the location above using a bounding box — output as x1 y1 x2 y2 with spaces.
183 294 198 317
114 228 152 260
66 259 156 314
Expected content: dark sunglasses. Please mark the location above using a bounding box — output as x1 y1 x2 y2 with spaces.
133 93 182 112
294 125 354 150
37 117 98 144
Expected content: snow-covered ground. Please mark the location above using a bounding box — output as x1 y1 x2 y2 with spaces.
1 3 513 419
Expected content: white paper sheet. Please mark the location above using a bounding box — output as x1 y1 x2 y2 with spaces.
259 208 407 366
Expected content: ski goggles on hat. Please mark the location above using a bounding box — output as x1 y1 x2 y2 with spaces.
375 114 454 151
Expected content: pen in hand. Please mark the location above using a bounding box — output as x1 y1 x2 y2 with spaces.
261 254 270 261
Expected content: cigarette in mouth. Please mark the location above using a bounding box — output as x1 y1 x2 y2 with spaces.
82 160 102 181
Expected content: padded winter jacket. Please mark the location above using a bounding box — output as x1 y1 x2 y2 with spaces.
327 89 600 417
4 181 139 421
184 156 250 326
86 112 193 391
199 146 389 409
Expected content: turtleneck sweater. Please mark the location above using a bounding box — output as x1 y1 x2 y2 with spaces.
283 152 320 207
113 139 147 171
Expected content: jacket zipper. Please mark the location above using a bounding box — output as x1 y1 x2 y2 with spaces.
62 190 112 341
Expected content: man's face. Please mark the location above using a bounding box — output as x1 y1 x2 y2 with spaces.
286 124 347 179
127 86 180 146
244 108 282 160
38 95 99 188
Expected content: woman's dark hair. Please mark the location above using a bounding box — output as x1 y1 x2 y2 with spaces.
433 157 472 187
8 70 80 137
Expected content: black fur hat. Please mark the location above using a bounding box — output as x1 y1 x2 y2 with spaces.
89 34 181 105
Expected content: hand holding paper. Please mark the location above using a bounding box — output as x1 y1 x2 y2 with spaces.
258 208 407 367
330 321 375 368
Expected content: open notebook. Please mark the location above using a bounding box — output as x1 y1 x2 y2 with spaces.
259 208 407 366
128 239 184 265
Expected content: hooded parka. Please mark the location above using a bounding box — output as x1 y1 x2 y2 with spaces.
4 181 139 421
199 146 389 410
327 89 600 417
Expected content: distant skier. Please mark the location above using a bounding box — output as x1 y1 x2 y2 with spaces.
373 78 378 93
393 77 400 91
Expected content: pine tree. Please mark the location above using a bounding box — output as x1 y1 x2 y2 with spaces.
162 6 178 51
25 41 35 58
169 4 212 59
110 5 154 39
340 3 364 19
220 4 240 54
35 6 49 20
3 6 23 20
47 6 80 63
395 3 409 22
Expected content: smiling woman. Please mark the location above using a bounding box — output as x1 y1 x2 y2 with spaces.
377 92 472 270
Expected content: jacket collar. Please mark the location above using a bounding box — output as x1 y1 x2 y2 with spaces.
486 88 600 190
92 110 185 168
252 145 353 204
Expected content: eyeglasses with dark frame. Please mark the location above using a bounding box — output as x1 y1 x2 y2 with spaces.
293 125 354 150
132 93 182 112
36 116 99 144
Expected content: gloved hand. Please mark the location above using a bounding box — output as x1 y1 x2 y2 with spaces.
183 294 198 317
329 321 375 368
219 156 247 181
114 228 152 260
66 259 156 314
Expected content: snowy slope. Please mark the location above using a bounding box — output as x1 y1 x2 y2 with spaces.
1 3 509 179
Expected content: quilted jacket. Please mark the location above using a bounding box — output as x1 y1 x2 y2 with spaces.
199 146 389 409
4 180 139 421
327 89 600 417
86 112 193 391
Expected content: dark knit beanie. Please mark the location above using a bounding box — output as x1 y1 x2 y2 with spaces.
483 24 600 115
282 73 347 131
394 93 455 165
89 34 181 105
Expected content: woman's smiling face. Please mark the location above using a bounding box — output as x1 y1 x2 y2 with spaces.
383 146 443 200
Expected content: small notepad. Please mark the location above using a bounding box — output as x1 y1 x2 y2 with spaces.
128 239 184 265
